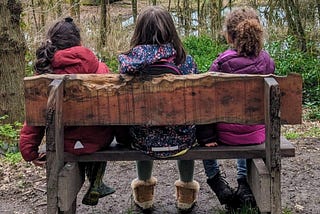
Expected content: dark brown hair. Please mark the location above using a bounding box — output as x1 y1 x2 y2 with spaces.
34 17 81 74
129 6 186 65
225 7 263 57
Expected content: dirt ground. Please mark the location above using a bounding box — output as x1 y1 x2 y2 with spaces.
0 120 319 214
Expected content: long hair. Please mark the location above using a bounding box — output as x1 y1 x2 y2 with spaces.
34 17 81 74
225 7 263 57
130 6 186 65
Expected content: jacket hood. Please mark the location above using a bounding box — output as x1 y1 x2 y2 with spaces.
210 49 275 75
51 46 109 74
118 44 176 74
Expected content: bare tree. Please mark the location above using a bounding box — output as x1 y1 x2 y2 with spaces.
100 0 108 48
132 0 137 22
0 0 26 123
209 0 223 40
70 0 80 22
282 0 307 51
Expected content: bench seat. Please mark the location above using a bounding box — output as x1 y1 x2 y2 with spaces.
64 136 294 161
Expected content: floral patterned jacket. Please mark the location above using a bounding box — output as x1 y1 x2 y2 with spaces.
118 43 199 158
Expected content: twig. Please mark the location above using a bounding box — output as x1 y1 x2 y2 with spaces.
33 186 46 193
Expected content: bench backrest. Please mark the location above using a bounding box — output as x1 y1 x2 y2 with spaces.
23 73 302 126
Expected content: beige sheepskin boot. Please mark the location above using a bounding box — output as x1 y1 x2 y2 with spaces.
175 180 200 211
131 176 157 210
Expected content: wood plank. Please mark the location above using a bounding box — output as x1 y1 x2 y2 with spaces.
58 162 85 212
247 159 271 212
264 77 282 214
46 79 65 214
24 73 302 126
63 137 295 162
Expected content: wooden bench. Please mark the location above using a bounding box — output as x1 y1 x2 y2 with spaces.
23 72 302 214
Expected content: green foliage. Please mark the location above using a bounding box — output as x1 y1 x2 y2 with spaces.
282 207 293 214
183 35 228 73
304 105 320 121
104 56 120 73
25 49 35 77
3 152 22 164
265 36 320 107
285 131 300 140
0 115 22 154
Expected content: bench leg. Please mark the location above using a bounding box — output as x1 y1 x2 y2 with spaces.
247 159 271 213
58 162 85 212
46 79 65 214
264 78 281 213
59 199 76 214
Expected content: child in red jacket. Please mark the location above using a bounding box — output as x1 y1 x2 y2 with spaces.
19 17 130 206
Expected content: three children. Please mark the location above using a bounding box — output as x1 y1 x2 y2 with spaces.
19 5 272 213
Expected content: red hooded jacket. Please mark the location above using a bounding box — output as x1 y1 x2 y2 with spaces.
19 46 129 161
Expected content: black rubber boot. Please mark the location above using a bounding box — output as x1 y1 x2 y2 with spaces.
207 172 234 206
235 177 256 208
82 162 115 206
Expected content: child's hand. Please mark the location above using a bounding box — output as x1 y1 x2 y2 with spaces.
32 153 46 167
205 142 218 147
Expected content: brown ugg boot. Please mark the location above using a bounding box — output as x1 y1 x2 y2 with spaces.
131 177 157 210
175 180 200 211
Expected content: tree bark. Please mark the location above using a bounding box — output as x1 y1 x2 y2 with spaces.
70 0 80 22
0 0 26 123
132 0 137 23
282 0 307 51
100 0 107 48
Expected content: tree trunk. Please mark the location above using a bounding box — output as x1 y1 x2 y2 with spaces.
317 0 320 20
39 0 45 28
132 0 137 23
183 0 190 36
70 0 81 22
0 0 26 123
282 0 306 51
100 0 107 48
31 0 39 32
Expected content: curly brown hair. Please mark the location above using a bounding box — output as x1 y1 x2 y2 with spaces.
224 7 263 57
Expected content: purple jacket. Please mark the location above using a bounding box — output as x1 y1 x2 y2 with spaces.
209 49 275 145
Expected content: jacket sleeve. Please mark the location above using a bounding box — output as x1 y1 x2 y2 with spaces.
19 122 45 162
195 123 217 146
209 61 219 71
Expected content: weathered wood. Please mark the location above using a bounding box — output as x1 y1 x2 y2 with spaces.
22 73 301 214
63 137 295 162
46 79 65 214
24 73 302 126
264 77 281 214
247 159 271 213
58 162 85 212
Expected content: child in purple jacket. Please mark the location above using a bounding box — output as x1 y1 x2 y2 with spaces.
197 6 275 211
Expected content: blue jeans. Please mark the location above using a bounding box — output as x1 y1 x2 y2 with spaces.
203 159 247 180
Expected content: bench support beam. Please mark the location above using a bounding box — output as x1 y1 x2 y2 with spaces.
46 79 65 214
247 159 271 212
264 77 281 213
58 162 85 211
